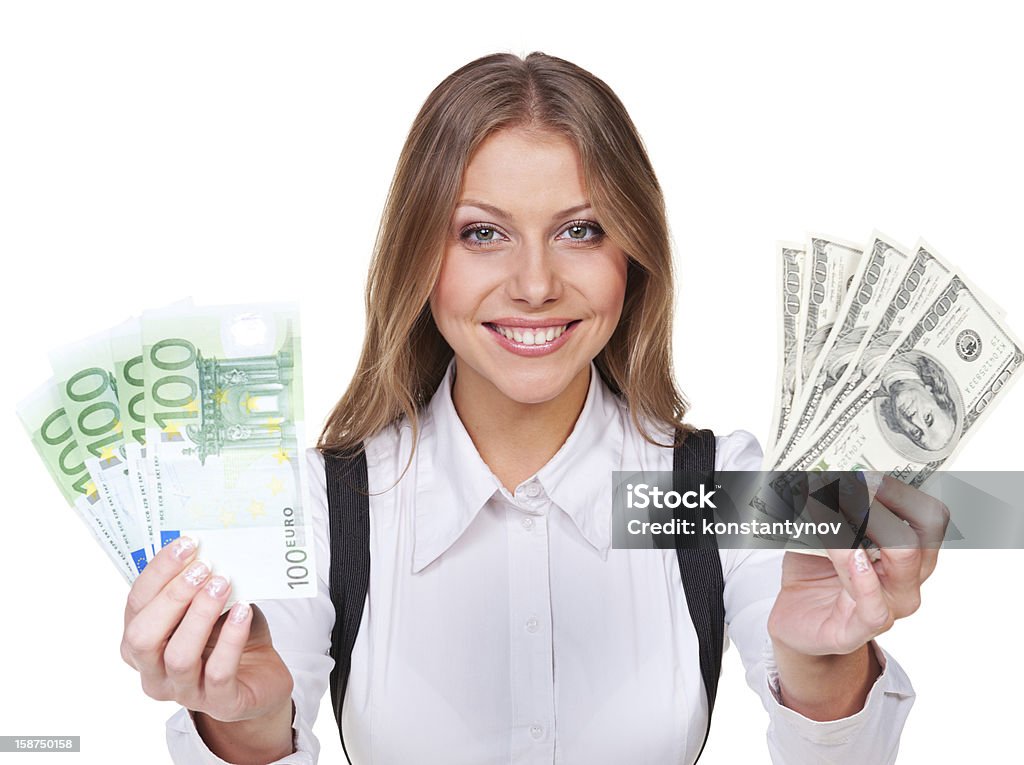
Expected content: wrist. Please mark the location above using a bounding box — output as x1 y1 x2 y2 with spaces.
769 638 882 721
193 698 296 763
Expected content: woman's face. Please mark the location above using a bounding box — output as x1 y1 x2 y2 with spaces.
429 127 628 407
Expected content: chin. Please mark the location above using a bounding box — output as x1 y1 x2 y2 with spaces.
484 366 580 406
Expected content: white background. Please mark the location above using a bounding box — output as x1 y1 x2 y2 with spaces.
2 1 1022 762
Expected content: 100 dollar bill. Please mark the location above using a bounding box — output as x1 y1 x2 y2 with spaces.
769 243 806 447
771 234 907 465
781 275 1023 481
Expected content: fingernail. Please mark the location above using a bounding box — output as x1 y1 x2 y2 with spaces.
172 536 196 561
205 574 230 598
183 560 210 587
229 601 251 624
853 548 871 575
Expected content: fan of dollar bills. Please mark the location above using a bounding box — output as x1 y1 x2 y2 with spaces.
17 301 317 604
765 232 1021 479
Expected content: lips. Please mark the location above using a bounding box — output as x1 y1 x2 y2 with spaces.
483 319 581 355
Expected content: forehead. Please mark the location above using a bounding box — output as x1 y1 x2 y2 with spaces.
459 128 588 214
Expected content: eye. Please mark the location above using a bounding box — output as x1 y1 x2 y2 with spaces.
459 223 508 247
557 220 605 244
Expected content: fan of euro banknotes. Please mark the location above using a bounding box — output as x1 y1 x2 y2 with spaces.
763 231 1021 479
17 301 316 603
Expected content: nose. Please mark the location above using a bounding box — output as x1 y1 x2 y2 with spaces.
506 238 562 307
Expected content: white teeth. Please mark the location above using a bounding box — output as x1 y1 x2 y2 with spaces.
492 323 572 345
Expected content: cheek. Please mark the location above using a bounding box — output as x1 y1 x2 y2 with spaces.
589 256 629 319
430 252 467 322
430 250 497 328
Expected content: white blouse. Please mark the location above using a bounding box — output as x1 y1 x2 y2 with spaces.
167 358 916 764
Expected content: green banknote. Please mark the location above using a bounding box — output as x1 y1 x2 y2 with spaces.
17 382 137 582
50 332 151 574
110 317 155 554
142 303 315 603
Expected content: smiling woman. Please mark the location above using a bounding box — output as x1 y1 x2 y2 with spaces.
432 129 629 449
316 52 686 475
121 51 947 765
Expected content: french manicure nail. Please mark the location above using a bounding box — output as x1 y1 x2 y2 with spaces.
173 536 196 561
853 548 871 575
183 560 210 587
229 601 251 624
205 575 230 598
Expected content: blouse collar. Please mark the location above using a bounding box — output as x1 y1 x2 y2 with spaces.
411 357 625 573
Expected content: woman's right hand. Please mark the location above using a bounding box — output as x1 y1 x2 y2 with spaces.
121 536 296 760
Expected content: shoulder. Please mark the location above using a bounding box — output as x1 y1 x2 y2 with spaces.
308 418 416 500
712 429 763 471
619 390 763 472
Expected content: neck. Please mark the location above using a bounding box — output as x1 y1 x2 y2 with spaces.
450 360 591 492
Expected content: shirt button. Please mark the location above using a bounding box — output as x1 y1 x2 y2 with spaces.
525 616 540 633
530 724 544 739
521 517 534 531
525 482 541 498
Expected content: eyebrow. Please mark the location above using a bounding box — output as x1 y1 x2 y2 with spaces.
455 199 593 222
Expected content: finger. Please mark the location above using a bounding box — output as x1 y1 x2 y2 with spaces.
854 495 923 616
820 545 858 601
122 558 212 681
163 573 233 701
846 548 894 644
852 478 927 617
202 601 254 713
124 536 199 627
873 476 949 580
836 474 919 553
801 472 882 552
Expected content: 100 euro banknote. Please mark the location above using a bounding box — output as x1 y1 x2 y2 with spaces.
17 383 138 582
141 303 315 603
50 332 152 574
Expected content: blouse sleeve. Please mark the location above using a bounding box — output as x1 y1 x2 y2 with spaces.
164 448 336 764
715 430 917 765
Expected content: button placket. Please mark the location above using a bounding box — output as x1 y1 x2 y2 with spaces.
504 499 555 762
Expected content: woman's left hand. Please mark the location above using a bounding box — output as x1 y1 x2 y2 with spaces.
767 473 950 658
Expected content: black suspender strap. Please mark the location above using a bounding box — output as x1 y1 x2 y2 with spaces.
324 427 724 764
324 449 371 765
673 427 724 763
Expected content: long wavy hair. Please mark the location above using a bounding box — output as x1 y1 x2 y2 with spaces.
318 51 691 471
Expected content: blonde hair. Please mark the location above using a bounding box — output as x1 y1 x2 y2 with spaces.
318 51 691 469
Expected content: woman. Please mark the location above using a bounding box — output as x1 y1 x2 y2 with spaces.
121 52 947 764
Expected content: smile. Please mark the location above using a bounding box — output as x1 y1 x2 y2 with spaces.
484 319 581 356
